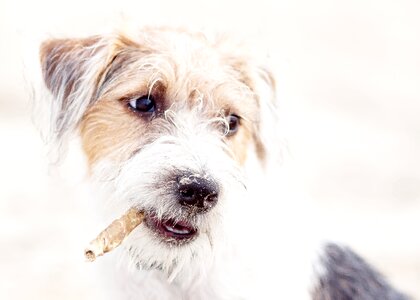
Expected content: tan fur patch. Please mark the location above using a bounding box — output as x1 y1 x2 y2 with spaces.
40 28 274 170
228 125 253 165
79 98 144 166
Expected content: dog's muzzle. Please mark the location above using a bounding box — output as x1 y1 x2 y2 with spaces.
143 171 219 244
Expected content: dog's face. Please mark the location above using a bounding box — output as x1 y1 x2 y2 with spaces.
40 27 274 278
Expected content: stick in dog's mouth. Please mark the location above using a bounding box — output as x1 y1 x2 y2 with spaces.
85 208 144 262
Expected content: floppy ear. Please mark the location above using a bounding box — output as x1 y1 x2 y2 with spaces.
227 56 278 163
250 66 277 163
39 36 112 144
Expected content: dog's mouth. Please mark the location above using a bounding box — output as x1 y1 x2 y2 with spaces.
145 214 198 243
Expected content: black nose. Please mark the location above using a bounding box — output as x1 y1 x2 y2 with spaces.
177 173 219 211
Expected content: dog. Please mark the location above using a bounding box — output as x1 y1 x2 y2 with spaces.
39 27 409 299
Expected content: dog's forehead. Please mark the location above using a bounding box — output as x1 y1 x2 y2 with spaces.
100 29 258 118
136 28 226 62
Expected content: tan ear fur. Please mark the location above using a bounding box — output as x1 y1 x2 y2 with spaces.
226 56 277 163
39 34 142 145
40 37 101 100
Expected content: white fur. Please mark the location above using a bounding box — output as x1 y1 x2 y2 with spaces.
88 108 258 299
83 107 321 299
38 28 322 299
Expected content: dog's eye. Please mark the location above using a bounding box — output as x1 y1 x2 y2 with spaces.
227 114 240 136
128 95 156 113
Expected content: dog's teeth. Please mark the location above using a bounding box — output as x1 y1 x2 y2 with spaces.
164 224 190 234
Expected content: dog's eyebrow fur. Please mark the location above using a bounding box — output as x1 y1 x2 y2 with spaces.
39 28 277 167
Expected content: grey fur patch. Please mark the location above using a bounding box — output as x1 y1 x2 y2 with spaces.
312 243 410 300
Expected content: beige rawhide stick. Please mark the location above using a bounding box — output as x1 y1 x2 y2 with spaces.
85 208 144 262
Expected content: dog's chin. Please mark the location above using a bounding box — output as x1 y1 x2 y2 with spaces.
126 213 211 275
124 208 219 278
144 212 199 245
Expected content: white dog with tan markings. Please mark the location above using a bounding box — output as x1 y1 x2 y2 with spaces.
39 27 408 300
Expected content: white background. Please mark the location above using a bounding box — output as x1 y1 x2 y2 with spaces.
0 0 419 298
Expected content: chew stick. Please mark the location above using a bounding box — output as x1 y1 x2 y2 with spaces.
85 207 144 262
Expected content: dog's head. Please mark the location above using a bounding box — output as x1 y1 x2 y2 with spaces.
40 27 275 279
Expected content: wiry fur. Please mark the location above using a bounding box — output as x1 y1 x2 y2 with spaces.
39 27 276 299
38 27 409 300
85 87 256 299
39 28 274 162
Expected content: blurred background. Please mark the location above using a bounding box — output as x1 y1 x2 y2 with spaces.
1 0 419 299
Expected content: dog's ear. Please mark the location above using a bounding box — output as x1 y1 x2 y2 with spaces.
227 56 278 163
250 66 278 164
41 37 100 100
39 36 122 147
253 66 277 163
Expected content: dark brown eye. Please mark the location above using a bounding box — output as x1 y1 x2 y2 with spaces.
128 95 156 113
227 114 240 136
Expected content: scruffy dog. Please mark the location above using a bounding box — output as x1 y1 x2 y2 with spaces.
39 27 408 299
